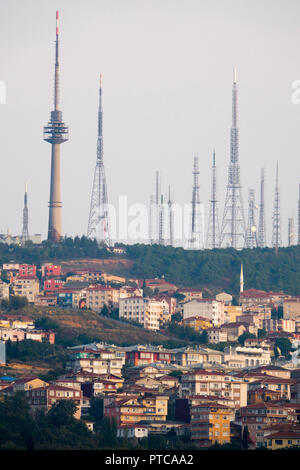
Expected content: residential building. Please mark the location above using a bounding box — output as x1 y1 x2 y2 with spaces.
283 297 300 321
223 345 271 368
177 288 203 302
44 279 64 291
182 316 213 332
181 299 225 326
190 403 235 446
41 263 62 278
0 281 9 301
25 384 83 419
216 292 232 305
119 297 163 330
18 264 37 277
239 402 298 448
86 286 120 313
207 327 228 344
224 305 242 323
180 370 247 407
12 275 39 303
66 345 126 376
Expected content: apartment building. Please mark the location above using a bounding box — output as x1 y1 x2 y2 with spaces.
239 403 298 448
177 288 203 302
181 299 225 326
223 345 271 368
66 346 126 376
0 281 9 302
119 297 163 330
180 370 247 408
26 384 82 419
86 286 120 312
18 264 37 277
12 275 39 303
190 403 235 446
283 297 300 321
182 316 213 331
104 393 169 425
207 327 228 344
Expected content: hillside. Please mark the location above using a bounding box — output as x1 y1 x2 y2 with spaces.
1 306 186 349
1 237 300 295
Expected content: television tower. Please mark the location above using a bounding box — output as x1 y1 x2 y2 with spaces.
245 189 257 248
257 168 266 248
43 11 69 243
271 162 282 254
206 150 220 249
21 184 29 244
221 68 246 249
188 155 204 249
87 75 111 246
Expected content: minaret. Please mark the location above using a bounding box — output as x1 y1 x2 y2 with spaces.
44 11 69 243
206 150 220 249
188 155 204 249
87 74 111 246
257 168 266 248
245 189 258 248
240 264 244 294
272 161 282 255
221 68 246 249
21 183 29 244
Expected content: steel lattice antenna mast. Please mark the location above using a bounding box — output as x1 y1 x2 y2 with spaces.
87 74 111 246
245 188 258 248
288 217 294 246
44 11 69 243
21 183 29 244
159 194 165 246
220 68 246 249
257 168 266 247
272 161 282 255
206 150 220 249
298 184 300 245
188 155 204 249
168 185 174 247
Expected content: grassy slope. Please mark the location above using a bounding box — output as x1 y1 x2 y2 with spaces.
2 306 184 348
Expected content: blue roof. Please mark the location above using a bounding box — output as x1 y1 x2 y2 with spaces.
0 376 15 381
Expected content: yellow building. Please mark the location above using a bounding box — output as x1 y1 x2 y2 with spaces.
265 431 300 450
190 403 235 446
182 316 213 331
224 305 243 323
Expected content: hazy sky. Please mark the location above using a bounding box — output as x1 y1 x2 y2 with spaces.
0 0 300 246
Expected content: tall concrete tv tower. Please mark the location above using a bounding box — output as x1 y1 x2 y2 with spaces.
221 68 246 249
206 150 220 249
87 75 111 246
21 184 29 244
44 11 69 243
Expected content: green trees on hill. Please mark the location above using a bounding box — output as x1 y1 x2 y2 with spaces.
126 244 300 295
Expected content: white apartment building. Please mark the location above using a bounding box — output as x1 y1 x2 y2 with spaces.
223 345 271 368
66 347 126 377
119 297 163 330
207 327 228 344
12 275 40 303
182 299 225 326
180 370 248 408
